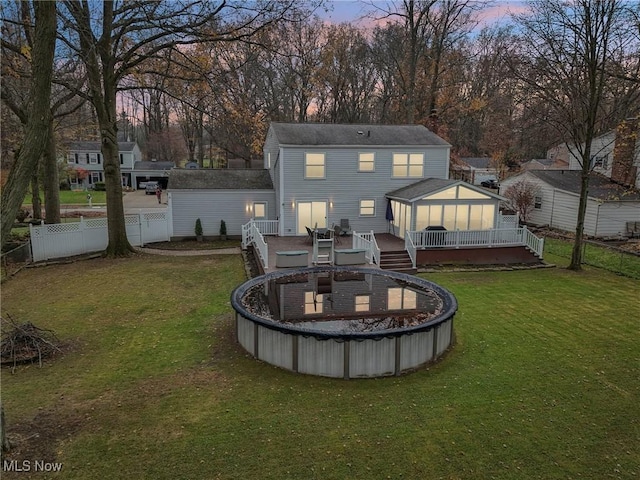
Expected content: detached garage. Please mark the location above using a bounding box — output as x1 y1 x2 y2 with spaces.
499 170 640 238
168 169 276 239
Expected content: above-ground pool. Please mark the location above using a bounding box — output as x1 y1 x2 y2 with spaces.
231 266 458 379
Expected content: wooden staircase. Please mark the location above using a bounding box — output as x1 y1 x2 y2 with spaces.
379 250 416 274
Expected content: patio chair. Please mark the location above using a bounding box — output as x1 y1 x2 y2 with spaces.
339 218 351 236
333 224 342 244
305 226 314 244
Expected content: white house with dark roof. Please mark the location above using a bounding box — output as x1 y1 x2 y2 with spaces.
66 141 175 189
499 170 640 237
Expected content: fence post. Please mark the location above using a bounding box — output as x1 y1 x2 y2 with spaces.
139 209 144 247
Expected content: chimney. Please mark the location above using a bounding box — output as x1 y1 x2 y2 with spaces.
611 117 638 187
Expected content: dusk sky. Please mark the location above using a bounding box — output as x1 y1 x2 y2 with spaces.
319 0 530 28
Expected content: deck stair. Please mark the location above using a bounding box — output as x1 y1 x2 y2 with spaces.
379 250 416 274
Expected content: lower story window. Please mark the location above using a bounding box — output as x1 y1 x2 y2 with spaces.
253 202 267 219
359 199 375 216
89 172 102 184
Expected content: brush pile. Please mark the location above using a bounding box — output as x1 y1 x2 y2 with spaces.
1 315 62 372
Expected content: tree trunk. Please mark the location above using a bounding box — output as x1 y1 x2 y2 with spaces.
43 123 61 223
101 118 134 257
31 171 42 221
0 1 56 247
569 167 591 270
1 403 10 453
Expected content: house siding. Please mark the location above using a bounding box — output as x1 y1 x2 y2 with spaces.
501 172 640 236
500 172 554 226
169 190 276 238
279 146 450 235
594 202 640 237
567 131 616 172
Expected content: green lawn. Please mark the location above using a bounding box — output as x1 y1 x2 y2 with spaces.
1 253 638 479
22 190 107 206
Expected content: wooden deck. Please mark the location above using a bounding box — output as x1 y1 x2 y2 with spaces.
261 233 404 273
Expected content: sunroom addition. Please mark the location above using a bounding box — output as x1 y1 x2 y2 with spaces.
386 179 503 238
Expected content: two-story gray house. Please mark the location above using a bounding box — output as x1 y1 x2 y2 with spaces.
168 123 506 238
66 141 173 189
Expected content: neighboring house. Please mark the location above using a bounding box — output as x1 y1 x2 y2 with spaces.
499 170 640 237
566 118 640 189
520 158 569 171
455 157 497 185
168 169 275 238
66 141 175 189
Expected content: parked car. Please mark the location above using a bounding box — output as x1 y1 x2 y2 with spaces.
481 179 499 189
145 181 159 194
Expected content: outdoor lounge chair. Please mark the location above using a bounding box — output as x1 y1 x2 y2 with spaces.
339 219 351 236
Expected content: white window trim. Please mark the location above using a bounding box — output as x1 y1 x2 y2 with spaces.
253 202 267 219
392 153 424 178
358 152 375 172
89 153 99 165
359 199 376 217
304 152 326 179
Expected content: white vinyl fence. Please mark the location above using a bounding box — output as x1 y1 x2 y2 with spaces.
30 212 170 262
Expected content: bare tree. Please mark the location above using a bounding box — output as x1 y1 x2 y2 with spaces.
0 0 56 246
511 0 637 270
58 0 302 256
503 179 539 223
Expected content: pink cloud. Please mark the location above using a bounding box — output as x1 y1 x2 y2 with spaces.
477 1 531 27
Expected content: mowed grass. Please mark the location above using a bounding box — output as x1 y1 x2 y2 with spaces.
22 190 107 206
1 252 639 479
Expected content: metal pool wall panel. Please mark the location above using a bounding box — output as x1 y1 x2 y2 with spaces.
297 336 344 377
435 320 453 356
257 325 293 370
399 329 435 371
237 314 255 355
349 338 396 378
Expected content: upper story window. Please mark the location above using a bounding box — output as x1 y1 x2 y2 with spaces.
358 152 375 172
591 155 608 170
305 153 325 179
68 153 77 164
89 153 99 165
392 153 423 178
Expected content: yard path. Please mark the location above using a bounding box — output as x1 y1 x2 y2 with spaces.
135 246 241 256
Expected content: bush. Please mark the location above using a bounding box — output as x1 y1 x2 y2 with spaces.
15 208 30 223
220 220 227 236
195 218 203 237
92 182 106 191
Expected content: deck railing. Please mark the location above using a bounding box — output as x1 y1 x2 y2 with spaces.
406 227 544 259
404 234 417 268
241 219 278 249
352 231 380 265
242 219 269 269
